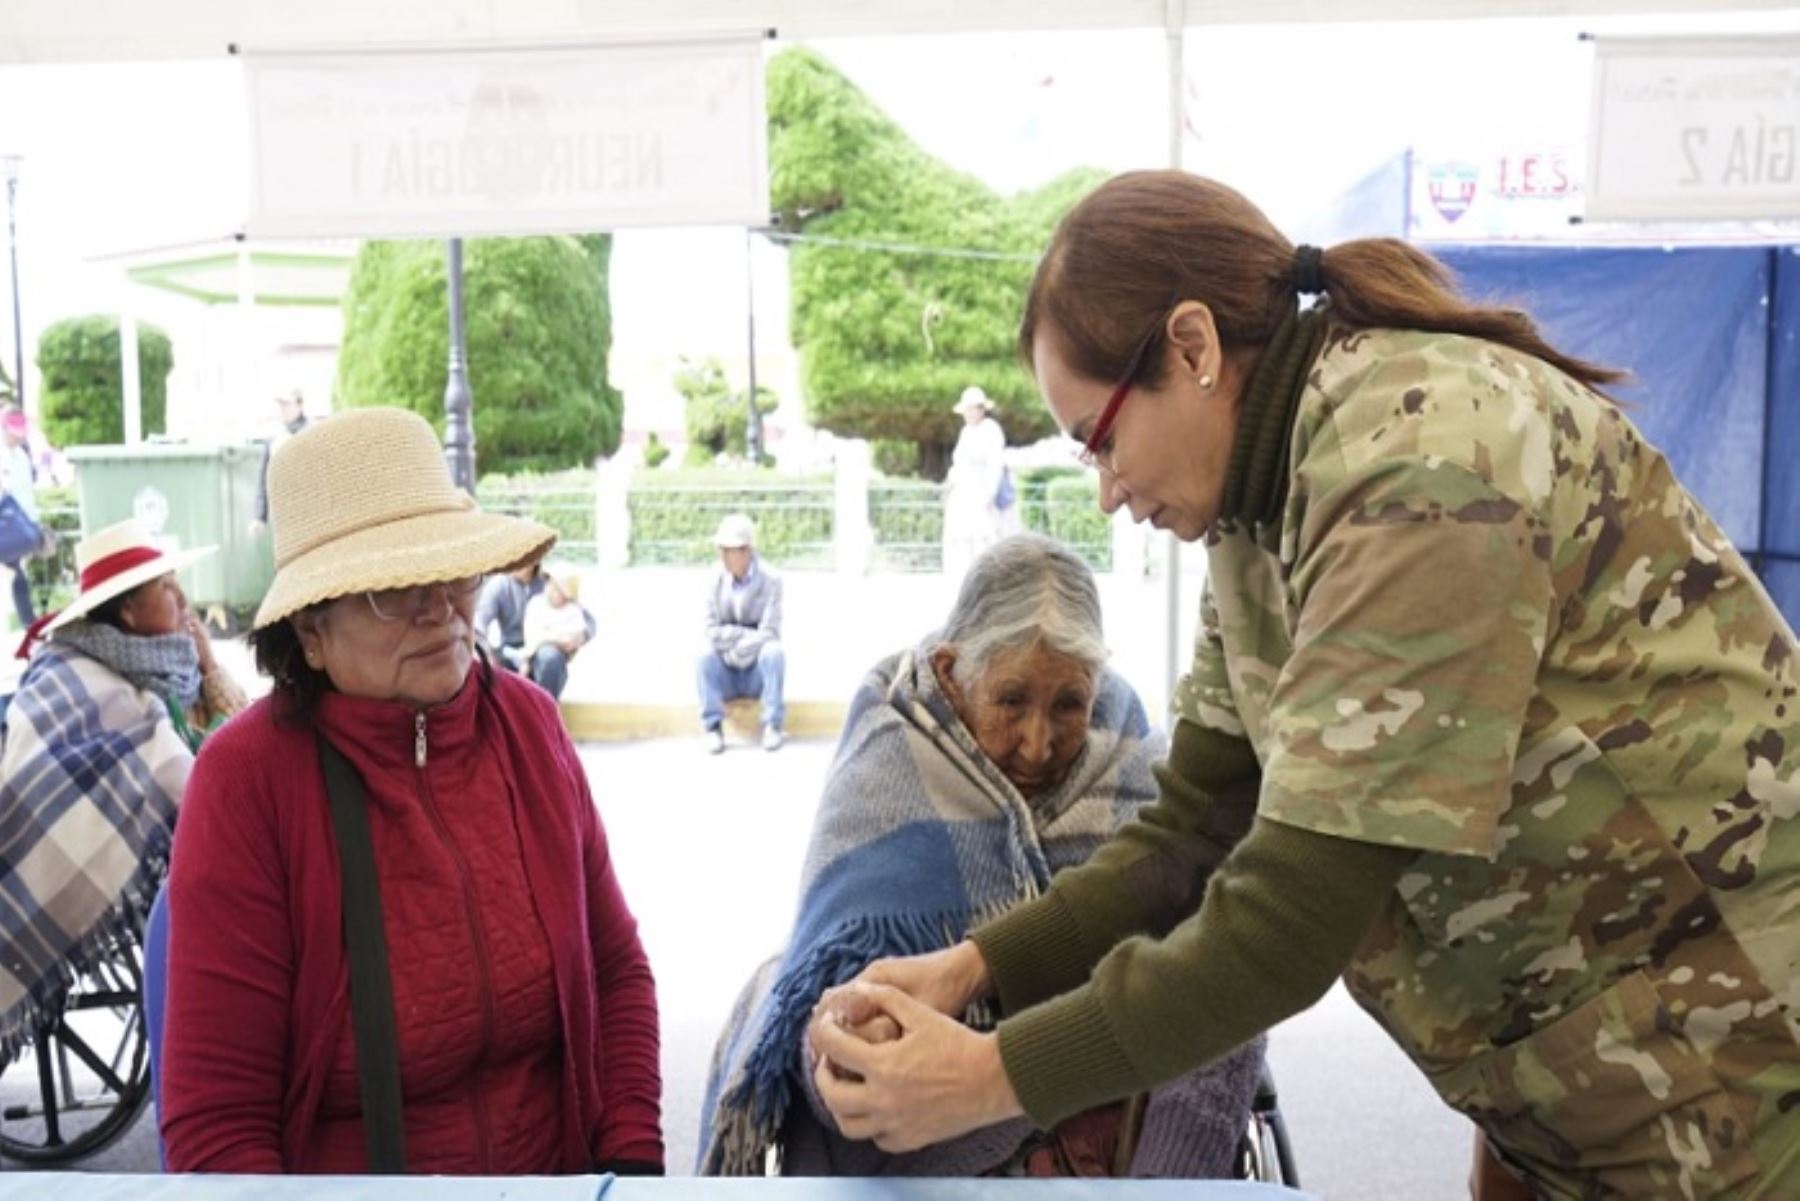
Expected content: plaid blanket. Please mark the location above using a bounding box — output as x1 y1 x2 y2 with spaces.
701 642 1209 1175
0 643 195 1060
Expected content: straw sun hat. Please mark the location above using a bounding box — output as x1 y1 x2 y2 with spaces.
253 407 556 629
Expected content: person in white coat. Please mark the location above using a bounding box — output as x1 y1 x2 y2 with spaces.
941 387 1019 581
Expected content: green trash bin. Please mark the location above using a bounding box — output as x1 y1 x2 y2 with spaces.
66 442 276 622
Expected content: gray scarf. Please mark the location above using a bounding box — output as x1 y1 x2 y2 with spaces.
50 619 203 707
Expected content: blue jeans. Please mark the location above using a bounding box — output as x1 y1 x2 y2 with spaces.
5 560 32 627
697 641 785 732
530 645 571 700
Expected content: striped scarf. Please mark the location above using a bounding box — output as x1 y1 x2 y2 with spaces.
50 619 203 710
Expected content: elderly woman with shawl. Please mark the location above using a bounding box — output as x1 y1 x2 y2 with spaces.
700 534 1263 1178
0 518 245 1061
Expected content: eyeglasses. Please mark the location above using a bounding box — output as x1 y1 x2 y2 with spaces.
365 575 484 622
1076 320 1163 473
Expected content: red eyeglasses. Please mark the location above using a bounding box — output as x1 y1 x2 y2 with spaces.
1077 321 1163 472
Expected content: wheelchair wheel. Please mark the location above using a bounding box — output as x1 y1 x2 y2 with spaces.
0 924 152 1164
1237 1062 1300 1186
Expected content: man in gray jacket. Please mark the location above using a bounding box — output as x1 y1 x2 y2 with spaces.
698 513 784 753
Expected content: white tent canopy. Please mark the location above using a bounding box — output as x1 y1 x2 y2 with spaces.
4 0 1797 61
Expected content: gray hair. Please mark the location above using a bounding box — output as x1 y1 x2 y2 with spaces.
938 534 1107 691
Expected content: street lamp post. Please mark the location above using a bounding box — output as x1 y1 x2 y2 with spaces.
2 156 22 409
443 237 476 491
745 226 763 463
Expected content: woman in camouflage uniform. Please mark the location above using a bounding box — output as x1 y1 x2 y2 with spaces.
803 171 1800 1200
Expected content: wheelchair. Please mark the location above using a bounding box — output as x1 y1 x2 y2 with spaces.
1239 1062 1300 1187
0 643 161 1167
0 908 154 1164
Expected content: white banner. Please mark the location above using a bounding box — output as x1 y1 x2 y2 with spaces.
1587 34 1800 222
244 36 768 238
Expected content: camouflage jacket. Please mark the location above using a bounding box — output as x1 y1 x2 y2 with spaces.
1176 326 1800 1197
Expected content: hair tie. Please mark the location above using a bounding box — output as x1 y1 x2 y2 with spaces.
1293 244 1327 296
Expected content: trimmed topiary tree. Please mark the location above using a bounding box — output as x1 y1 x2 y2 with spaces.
673 355 778 466
36 315 173 446
336 235 622 478
768 47 1103 479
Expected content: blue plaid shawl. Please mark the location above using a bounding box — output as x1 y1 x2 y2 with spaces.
698 642 1167 1174
0 643 195 1060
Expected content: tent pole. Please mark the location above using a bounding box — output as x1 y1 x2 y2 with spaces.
443 237 476 491
120 294 141 445
746 226 763 463
1164 0 1186 709
3 157 22 411
233 237 255 436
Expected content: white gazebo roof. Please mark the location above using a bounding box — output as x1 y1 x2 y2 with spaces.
89 238 354 308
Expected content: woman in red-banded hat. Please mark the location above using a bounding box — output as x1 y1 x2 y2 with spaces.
0 517 246 1058
11 516 245 745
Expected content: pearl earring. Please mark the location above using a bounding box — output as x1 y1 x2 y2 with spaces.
1199 374 1215 390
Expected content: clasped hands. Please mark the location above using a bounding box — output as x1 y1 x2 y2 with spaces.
805 940 1025 1153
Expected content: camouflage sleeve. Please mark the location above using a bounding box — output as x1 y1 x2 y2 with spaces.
1170 576 1246 739
1258 455 1553 858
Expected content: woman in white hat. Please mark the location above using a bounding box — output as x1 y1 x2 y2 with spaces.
159 408 664 1176
0 518 246 1059
942 386 1019 581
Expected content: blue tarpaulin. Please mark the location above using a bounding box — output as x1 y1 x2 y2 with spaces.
1767 250 1800 560
1431 244 1800 631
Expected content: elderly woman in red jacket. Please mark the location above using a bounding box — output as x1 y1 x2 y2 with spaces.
160 408 663 1175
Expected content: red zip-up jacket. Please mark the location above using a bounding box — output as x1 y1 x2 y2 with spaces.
160 665 663 1173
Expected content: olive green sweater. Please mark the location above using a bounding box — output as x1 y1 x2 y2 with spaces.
971 720 1413 1127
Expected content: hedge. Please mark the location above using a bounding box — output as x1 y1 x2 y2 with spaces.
337 235 622 476
37 316 173 447
628 468 834 569
868 479 943 572
25 484 81 612
1039 472 1110 571
768 47 1103 477
475 469 598 564
473 465 1109 574
867 467 1109 572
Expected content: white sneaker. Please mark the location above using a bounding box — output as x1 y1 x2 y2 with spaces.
762 725 785 752
705 727 726 755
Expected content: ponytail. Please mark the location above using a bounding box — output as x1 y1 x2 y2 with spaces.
1021 171 1625 390
1312 238 1624 387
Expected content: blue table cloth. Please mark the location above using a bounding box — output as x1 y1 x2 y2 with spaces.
1 1174 1314 1201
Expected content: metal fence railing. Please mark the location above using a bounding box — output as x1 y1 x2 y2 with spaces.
469 471 1109 575
869 481 945 573
25 502 81 614
478 487 599 566
1027 479 1111 573
627 483 836 570
868 475 1110 574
